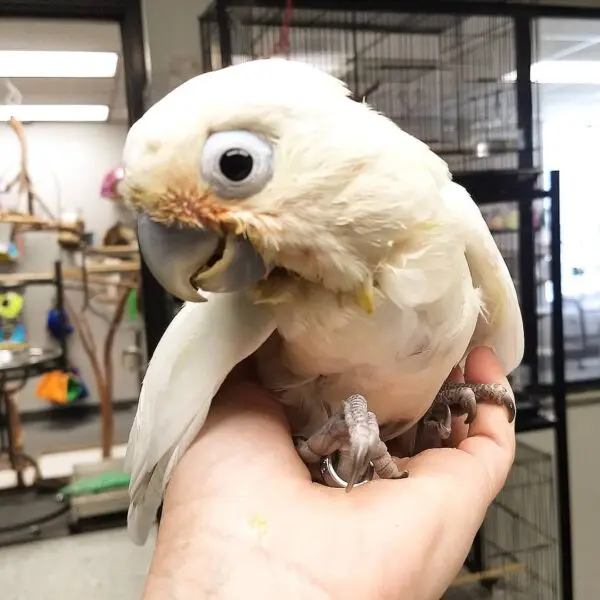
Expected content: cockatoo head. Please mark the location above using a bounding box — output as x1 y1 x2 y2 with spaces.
124 58 448 306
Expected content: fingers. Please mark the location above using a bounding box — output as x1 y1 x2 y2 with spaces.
359 348 517 598
384 346 516 504
458 346 516 502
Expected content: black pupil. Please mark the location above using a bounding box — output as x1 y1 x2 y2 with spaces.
219 148 254 182
1 298 8 308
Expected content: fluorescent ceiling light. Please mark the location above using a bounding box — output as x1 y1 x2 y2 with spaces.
503 60 600 84
0 105 110 122
0 51 118 78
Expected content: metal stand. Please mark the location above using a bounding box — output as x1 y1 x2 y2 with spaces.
0 377 41 488
549 170 573 600
0 262 69 536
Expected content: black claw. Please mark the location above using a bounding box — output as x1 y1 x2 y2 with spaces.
464 406 477 425
501 395 517 424
433 382 517 431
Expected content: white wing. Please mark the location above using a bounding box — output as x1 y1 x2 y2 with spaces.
125 292 276 545
443 181 524 374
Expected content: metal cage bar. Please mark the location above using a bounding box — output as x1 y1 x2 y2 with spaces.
209 0 600 19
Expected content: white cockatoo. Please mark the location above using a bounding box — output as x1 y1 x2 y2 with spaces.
123 58 523 545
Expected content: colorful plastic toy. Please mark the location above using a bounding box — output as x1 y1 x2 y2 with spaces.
100 165 126 202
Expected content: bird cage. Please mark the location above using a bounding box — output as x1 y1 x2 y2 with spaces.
446 442 559 600
200 3 524 173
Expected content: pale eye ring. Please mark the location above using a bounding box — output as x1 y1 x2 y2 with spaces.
201 130 274 199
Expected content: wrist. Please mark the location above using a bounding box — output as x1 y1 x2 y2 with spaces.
143 504 328 600
144 534 327 600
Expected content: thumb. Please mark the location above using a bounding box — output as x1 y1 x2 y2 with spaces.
458 346 516 502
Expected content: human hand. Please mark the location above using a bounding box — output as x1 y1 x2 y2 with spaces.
142 346 516 600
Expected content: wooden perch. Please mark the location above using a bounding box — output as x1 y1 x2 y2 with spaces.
88 293 124 305
450 562 524 588
8 117 29 201
62 263 139 457
86 245 139 256
0 261 141 286
73 261 141 275
65 287 131 458
3 118 55 219
68 272 139 291
0 211 80 233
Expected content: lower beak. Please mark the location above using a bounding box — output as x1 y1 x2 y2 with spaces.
137 213 267 303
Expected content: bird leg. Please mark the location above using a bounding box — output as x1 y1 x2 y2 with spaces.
296 394 408 491
424 381 516 439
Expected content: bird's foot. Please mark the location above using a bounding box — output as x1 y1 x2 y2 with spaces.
296 394 408 491
425 381 516 440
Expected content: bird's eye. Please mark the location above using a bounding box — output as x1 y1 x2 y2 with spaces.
201 130 274 199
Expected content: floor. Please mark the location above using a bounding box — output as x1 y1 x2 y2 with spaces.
0 528 156 600
21 404 136 456
0 404 598 600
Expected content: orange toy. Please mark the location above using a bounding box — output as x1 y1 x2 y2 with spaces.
36 370 69 405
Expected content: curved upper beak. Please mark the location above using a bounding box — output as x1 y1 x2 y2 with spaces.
137 213 267 303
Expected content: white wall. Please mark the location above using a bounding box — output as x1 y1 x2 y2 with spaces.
142 0 211 105
541 117 600 299
0 122 140 412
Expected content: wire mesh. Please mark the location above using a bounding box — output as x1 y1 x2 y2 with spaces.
444 442 559 600
200 4 522 172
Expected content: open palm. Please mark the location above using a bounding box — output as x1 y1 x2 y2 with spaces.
143 346 515 600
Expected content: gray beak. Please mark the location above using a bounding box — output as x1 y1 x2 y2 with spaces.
137 212 267 303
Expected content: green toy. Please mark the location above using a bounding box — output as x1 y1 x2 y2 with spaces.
127 289 138 321
59 470 130 498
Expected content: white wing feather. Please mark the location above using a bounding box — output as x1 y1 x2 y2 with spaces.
443 181 524 374
125 292 276 545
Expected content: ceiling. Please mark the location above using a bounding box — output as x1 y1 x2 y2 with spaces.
536 18 600 124
0 18 127 123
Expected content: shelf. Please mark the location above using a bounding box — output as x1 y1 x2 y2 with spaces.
0 276 55 287
0 262 140 286
0 347 64 383
512 388 558 433
85 245 139 256
0 212 79 233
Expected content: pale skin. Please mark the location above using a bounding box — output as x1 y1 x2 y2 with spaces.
142 346 516 600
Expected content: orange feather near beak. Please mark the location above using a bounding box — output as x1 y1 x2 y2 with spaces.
127 184 240 233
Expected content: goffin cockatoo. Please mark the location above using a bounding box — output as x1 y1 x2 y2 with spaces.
123 58 523 545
